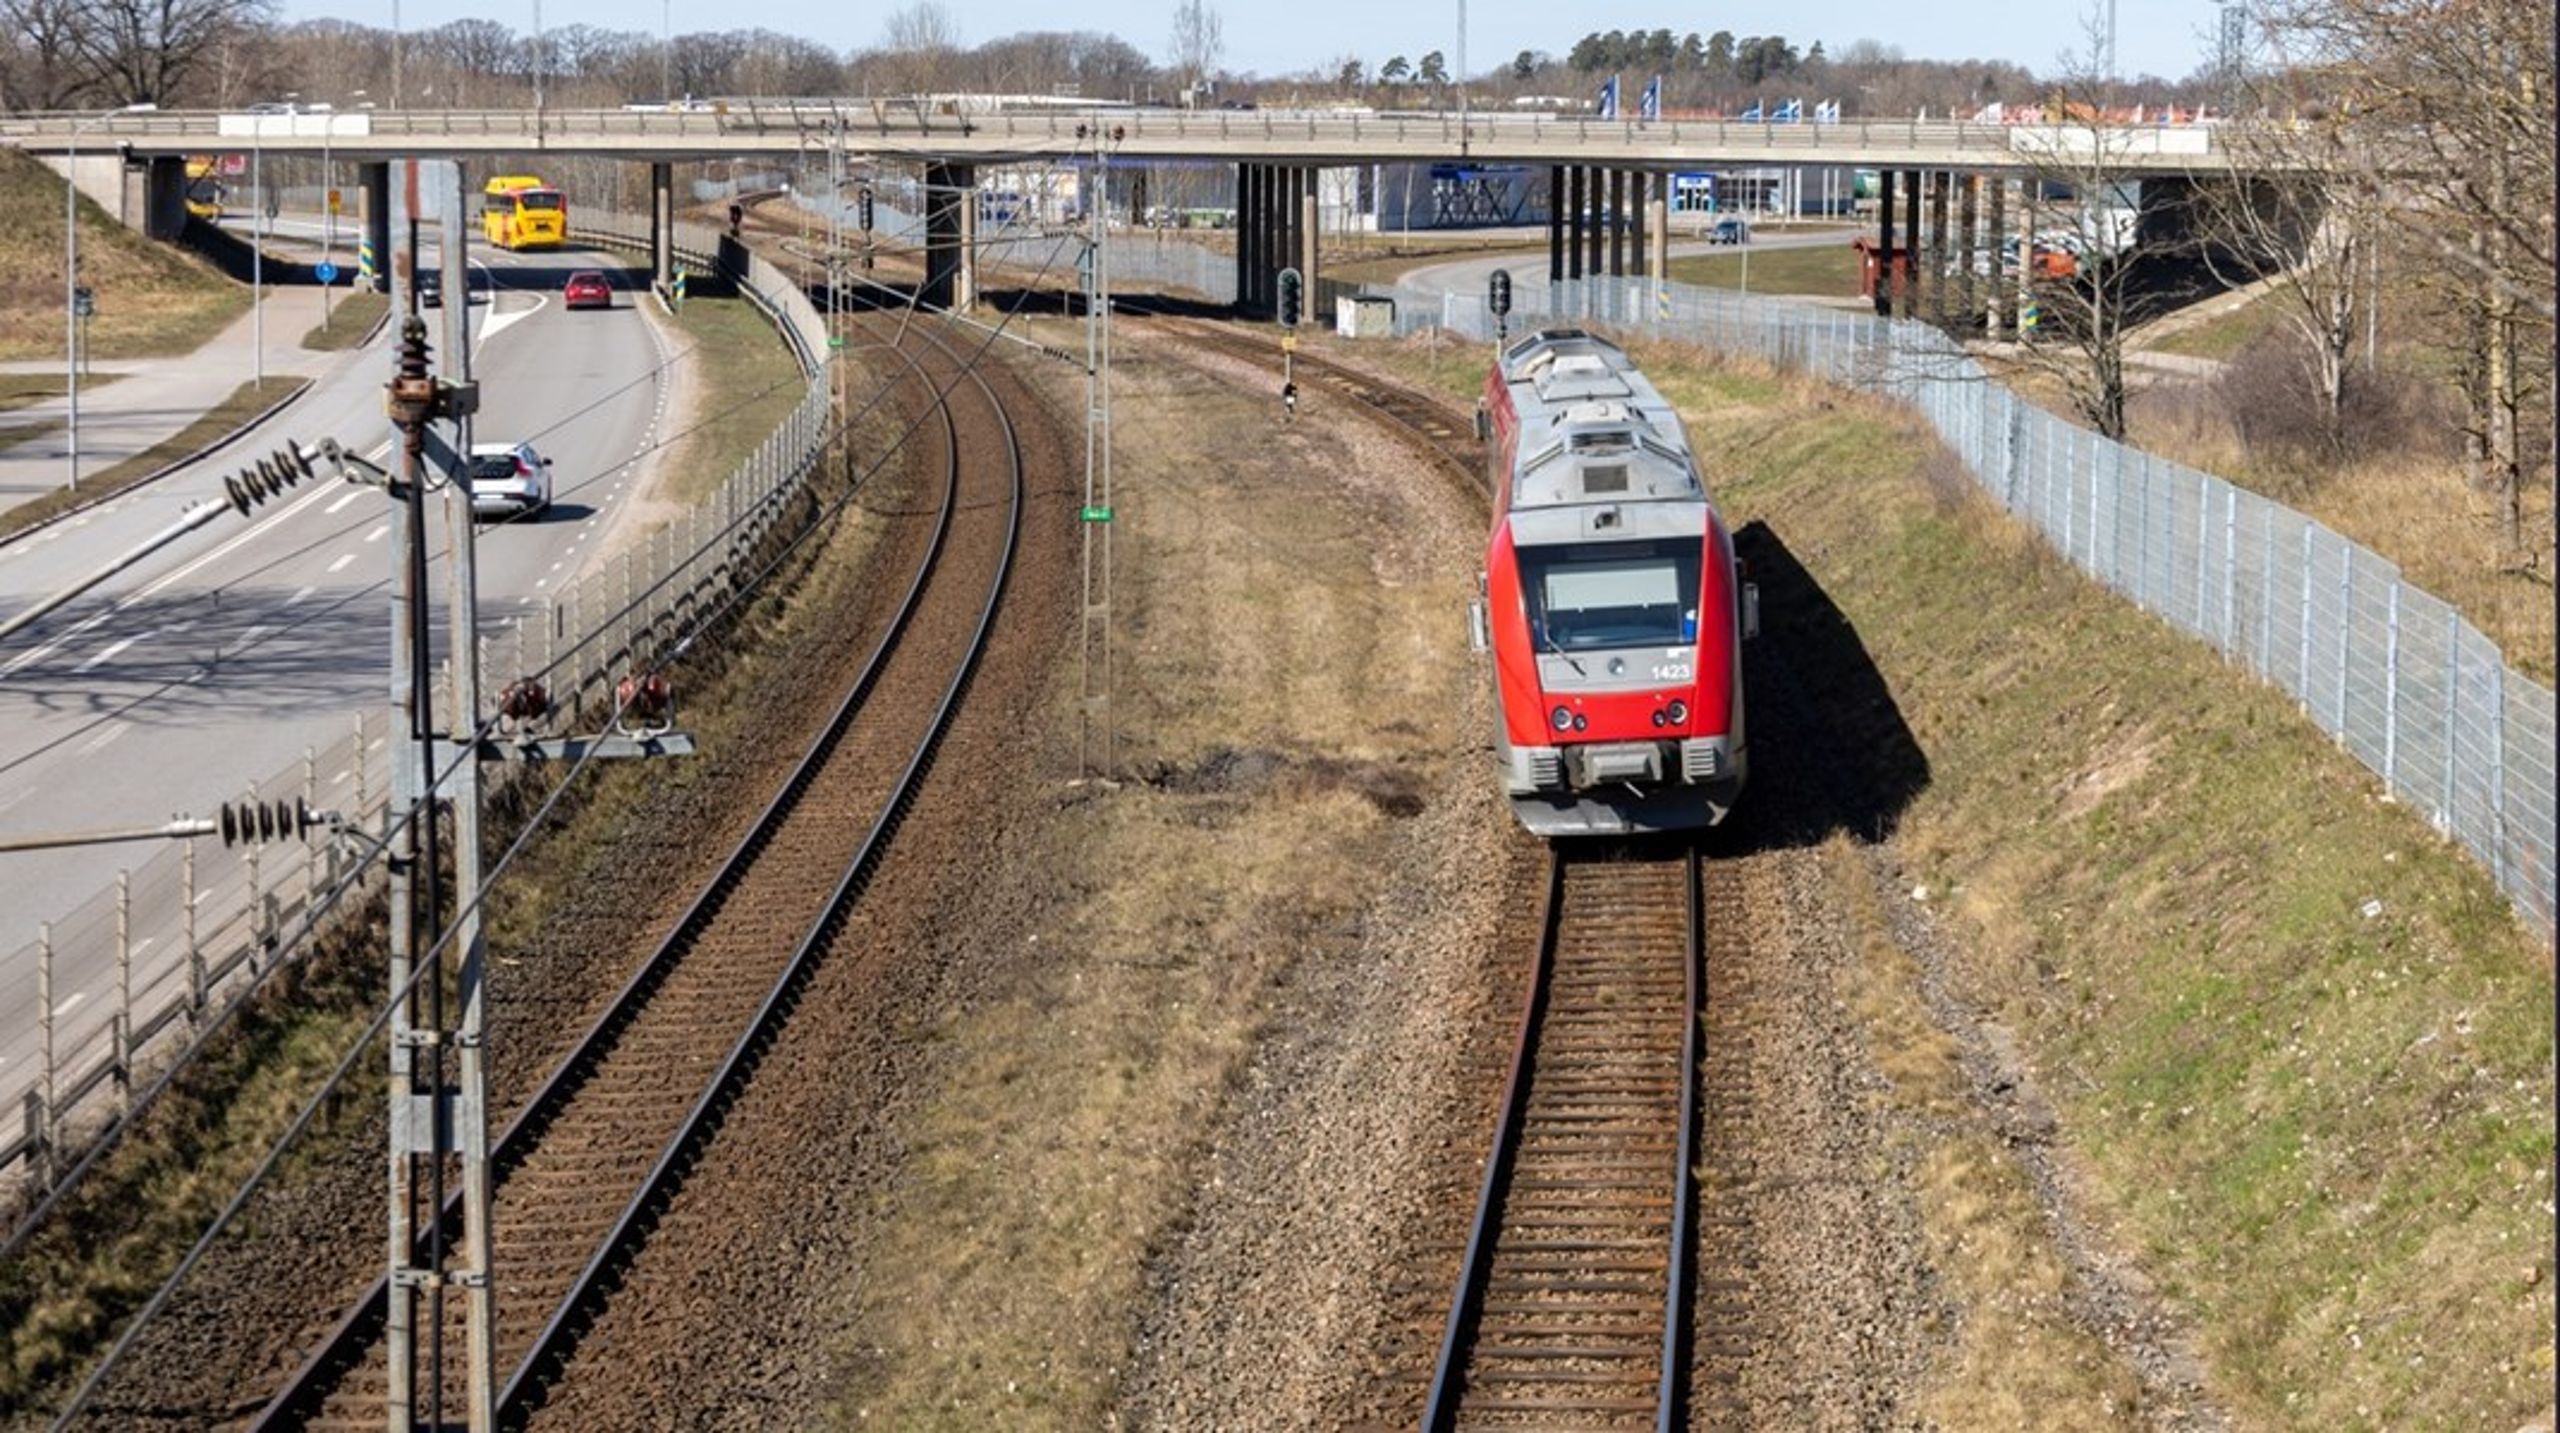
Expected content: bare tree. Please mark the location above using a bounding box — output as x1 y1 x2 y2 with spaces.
1168 0 1220 87
876 2 960 94
71 0 275 105
0 0 94 109
2260 0 2554 557
2188 153 2371 448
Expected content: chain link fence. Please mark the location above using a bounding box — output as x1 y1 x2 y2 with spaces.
2 209 834 1195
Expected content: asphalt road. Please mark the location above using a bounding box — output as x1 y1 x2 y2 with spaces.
1395 222 1857 313
0 240 676 1101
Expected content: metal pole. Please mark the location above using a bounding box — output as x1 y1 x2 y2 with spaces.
184 839 202 1020
38 923 53 1182
116 869 132 1105
253 139 265 391
66 128 79 493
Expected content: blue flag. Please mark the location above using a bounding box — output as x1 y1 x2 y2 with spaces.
1639 76 1662 122
1737 99 1763 122
1597 75 1620 119
1774 98 1803 123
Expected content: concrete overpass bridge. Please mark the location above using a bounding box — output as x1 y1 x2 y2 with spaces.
3 103 2284 320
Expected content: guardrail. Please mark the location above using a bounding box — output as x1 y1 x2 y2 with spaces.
1 206 835 1198
1374 271 2555 943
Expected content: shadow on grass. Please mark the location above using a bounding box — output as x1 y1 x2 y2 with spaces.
1712 518 1931 855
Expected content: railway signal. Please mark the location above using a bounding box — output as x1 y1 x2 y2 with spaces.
1276 266 1303 330
1488 267 1512 342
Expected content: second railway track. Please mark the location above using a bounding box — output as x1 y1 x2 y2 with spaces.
1425 844 1703 1432
250 313 1025 1431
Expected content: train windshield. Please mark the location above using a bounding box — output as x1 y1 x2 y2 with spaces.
1522 539 1700 651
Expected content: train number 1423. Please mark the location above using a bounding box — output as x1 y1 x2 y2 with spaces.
1652 663 1693 682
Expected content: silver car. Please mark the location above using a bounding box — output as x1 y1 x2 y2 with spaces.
467 441 553 520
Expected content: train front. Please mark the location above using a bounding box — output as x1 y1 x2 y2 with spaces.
1482 408 1750 838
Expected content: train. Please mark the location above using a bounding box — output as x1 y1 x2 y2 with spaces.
1472 329 1754 837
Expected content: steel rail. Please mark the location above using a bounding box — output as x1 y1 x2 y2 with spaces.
1423 845 1702 1432
248 328 969 1431
494 315 1024 1424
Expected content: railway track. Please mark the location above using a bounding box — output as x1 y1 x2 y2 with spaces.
250 315 1024 1431
1424 844 1702 1432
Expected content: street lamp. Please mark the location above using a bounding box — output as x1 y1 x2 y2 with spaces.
65 102 156 495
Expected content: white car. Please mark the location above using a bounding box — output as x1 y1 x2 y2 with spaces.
467 442 553 520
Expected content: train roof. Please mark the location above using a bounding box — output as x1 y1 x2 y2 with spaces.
1495 329 1702 515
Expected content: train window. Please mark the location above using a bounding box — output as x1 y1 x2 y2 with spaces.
1523 541 1700 651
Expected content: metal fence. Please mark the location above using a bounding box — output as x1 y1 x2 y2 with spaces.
1 209 834 1191
1367 269 2554 941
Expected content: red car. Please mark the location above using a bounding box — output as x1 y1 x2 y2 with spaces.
563 270 613 309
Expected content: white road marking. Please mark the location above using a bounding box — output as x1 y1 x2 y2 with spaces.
327 553 357 573
75 636 137 673
78 724 126 755
325 491 362 515
4 640 64 675
288 585 316 605
54 992 84 1016
0 787 30 814
363 523 389 543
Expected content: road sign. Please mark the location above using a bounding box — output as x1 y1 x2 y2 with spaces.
314 261 339 284
1079 505 1114 523
1281 333 1299 353
72 287 95 318
327 188 343 215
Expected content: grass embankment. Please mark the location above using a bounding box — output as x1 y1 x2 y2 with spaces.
660 292 807 508
1364 334 2552 1428
298 291 387 351
0 150 249 363
1663 237 1864 297
0 378 307 543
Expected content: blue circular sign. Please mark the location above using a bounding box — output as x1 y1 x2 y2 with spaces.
314 262 340 284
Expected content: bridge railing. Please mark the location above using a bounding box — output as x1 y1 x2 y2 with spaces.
0 106 2242 167
0 203 838 1201
1372 271 2555 943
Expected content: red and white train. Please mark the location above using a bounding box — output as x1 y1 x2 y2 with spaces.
1472 329 1754 837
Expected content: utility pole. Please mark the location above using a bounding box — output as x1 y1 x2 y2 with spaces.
1076 126 1120 779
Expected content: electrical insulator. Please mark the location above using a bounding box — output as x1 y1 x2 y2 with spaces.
498 677 550 724
616 671 674 736
219 797 318 847
221 444 319 517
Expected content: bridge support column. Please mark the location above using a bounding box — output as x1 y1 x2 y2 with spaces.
1874 169 1896 317
1606 169 1626 278
1648 192 1669 296
1299 170 1320 306
649 161 674 291
364 162 392 294
1562 167 1579 282
1928 169 1952 327
1957 172 1980 332
922 160 974 312
1899 169 1922 320
139 156 188 241
956 175 978 314
1230 164 1251 311
1583 167 1604 281
1548 166 1565 285
1628 172 1647 281
1987 176 2011 336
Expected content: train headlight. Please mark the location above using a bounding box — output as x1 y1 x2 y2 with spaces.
1572 714 1588 732
1650 710 1666 728
1667 700 1688 725
1551 705 1573 732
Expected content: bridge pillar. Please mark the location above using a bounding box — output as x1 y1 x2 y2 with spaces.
1235 164 1259 313
1928 169 1952 327
1986 176 2011 336
1560 167 1576 285
649 161 674 290
922 160 974 311
1957 172 1980 332
1547 165 1565 285
1899 169 1921 320
1874 169 1896 317
363 162 392 294
139 156 189 241
1628 171 1647 281
1583 167 1604 281
1648 192 1669 291
1606 169 1626 279
956 174 978 314
1299 169 1320 304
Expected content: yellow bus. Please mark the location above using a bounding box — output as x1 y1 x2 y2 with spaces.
482 175 567 250
183 157 226 221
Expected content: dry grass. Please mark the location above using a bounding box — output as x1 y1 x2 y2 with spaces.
0 377 307 543
297 291 387 352
0 150 249 362
0 372 122 415
657 293 806 509
1663 240 1865 298
826 321 1473 1424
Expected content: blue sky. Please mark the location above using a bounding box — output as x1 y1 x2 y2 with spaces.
295 1 2233 86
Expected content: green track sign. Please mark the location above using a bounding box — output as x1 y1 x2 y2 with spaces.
1079 505 1114 523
